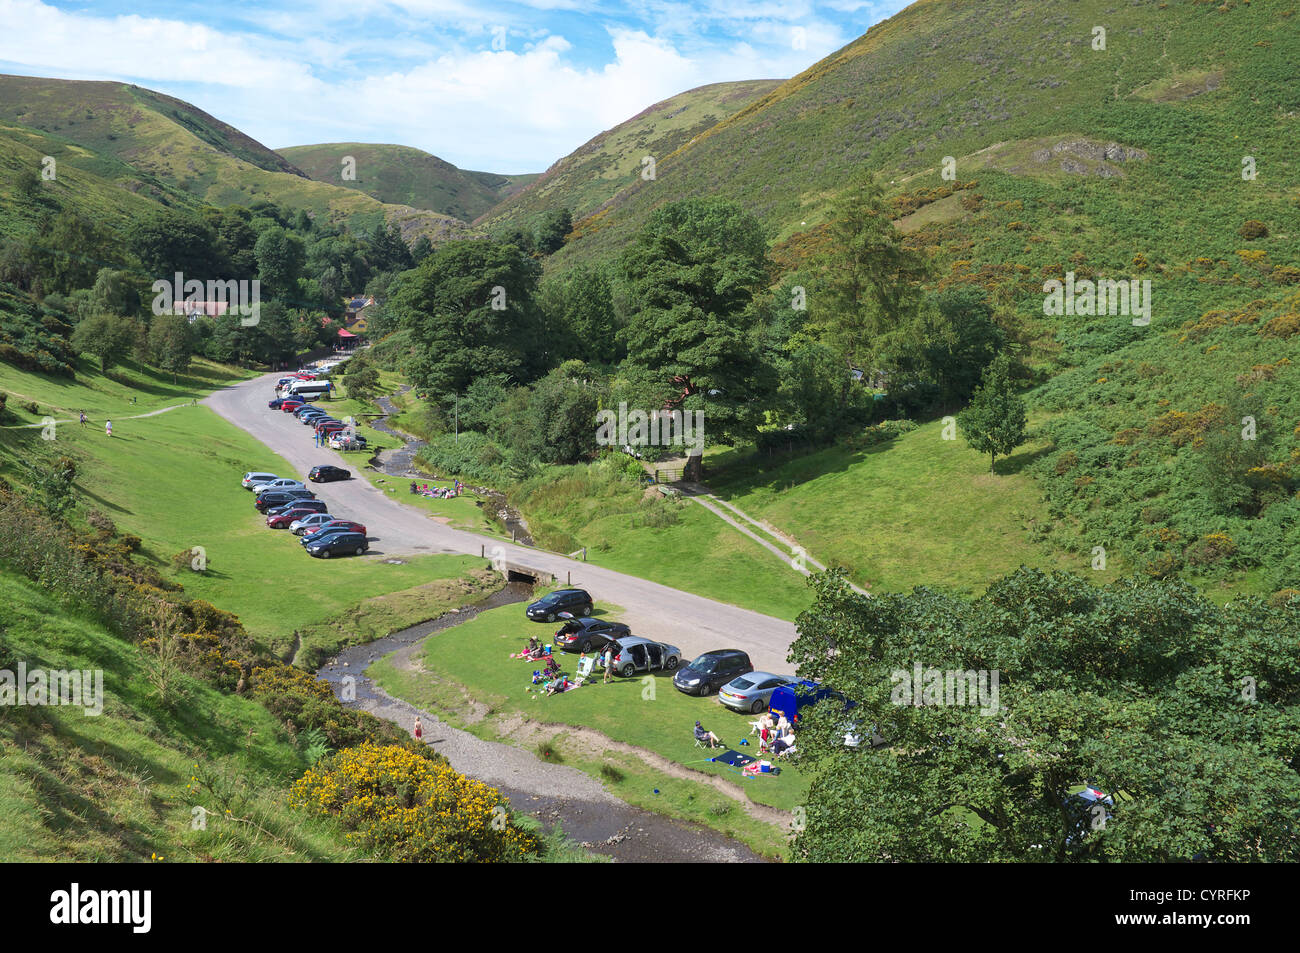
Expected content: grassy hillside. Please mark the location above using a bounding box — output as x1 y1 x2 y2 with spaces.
279 142 538 223
0 74 473 242
480 80 780 232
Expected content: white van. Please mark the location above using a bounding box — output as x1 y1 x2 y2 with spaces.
288 380 333 399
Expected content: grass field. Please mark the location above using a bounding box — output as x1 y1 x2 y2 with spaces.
709 417 1122 597
0 359 489 660
368 596 808 857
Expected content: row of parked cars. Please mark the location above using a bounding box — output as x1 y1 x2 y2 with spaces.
526 588 828 718
268 393 368 453
241 470 370 558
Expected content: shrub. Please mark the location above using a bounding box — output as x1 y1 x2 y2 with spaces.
1185 532 1239 567
289 743 543 862
1238 220 1269 240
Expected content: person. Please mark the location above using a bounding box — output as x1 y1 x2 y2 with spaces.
105 419 112 437
413 717 423 742
79 410 86 428
410 480 418 494
694 721 721 749
545 676 569 696
771 728 796 756
602 645 615 684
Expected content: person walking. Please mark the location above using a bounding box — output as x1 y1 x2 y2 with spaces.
79 410 86 428
105 419 112 437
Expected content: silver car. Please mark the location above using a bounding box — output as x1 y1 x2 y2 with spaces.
242 471 278 490
291 513 335 535
254 478 306 495
607 636 681 677
718 672 797 714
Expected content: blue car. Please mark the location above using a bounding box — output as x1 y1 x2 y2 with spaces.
305 531 368 558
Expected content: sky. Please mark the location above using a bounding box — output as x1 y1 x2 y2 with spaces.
0 0 908 173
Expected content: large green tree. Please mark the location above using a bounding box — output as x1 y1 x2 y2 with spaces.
618 198 772 445
72 312 135 373
789 568 1300 862
391 239 543 399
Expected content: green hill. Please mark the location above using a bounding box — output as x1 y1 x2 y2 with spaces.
0 74 473 243
279 142 538 223
479 79 781 233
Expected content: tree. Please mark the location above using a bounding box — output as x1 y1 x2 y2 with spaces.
958 352 1027 472
391 239 543 398
342 356 381 405
148 314 195 382
254 227 306 301
72 312 135 373
789 567 1300 862
533 208 572 255
618 198 773 445
813 175 930 390
129 209 219 280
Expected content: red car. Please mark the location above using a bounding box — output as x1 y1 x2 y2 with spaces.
315 421 347 436
281 400 304 413
304 519 366 537
266 506 320 528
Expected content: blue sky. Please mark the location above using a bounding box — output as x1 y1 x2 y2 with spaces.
0 0 908 172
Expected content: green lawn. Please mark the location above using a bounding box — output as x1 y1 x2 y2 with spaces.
369 596 807 857
0 361 488 660
709 418 1123 596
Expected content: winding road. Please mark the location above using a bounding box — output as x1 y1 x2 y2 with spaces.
205 371 800 674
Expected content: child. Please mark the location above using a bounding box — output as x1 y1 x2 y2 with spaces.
413 717 423 741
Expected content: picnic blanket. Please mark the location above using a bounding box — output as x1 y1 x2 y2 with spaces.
712 749 755 768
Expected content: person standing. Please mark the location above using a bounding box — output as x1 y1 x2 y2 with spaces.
79 410 86 428
413 717 423 742
105 419 112 437
602 645 615 684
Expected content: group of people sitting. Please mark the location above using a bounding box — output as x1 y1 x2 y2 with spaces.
512 636 550 661
409 481 460 498
754 711 797 756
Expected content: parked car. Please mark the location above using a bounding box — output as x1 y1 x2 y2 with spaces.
267 498 328 518
314 420 346 435
606 636 681 677
673 649 754 697
268 398 290 409
525 588 594 622
242 471 279 490
255 489 316 512
767 680 838 726
329 433 367 451
305 531 369 558
267 506 321 528
293 405 322 418
280 400 304 413
302 520 367 541
300 411 329 424
308 465 350 483
253 478 306 495
291 513 336 534
718 672 798 714
553 617 630 654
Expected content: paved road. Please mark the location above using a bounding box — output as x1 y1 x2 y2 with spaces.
205 371 800 674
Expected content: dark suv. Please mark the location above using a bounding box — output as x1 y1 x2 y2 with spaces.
525 588 594 622
673 649 754 697
254 488 316 512
305 531 369 558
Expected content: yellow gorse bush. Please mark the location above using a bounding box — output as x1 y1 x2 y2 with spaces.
290 743 542 862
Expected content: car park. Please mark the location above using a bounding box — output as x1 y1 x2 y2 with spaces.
308 465 350 483
525 588 594 622
718 672 798 713
553 617 631 654
242 471 279 490
673 649 754 697
606 636 681 677
306 531 369 558
291 513 336 535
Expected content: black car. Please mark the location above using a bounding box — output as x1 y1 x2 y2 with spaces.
673 649 754 697
306 531 369 558
525 588 594 622
309 465 350 483
553 617 631 654
254 488 316 512
268 397 290 409
293 405 322 418
267 498 328 517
